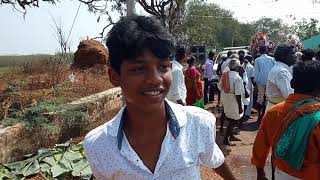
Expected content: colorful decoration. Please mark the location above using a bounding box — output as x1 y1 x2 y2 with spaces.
249 32 274 56
286 35 304 50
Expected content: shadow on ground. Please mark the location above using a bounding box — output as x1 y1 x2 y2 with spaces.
200 99 272 180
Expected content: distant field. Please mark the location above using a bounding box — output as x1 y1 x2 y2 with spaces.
0 54 54 68
0 54 74 69
0 66 10 74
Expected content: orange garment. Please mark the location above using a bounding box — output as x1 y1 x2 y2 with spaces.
221 71 230 93
185 66 204 105
251 93 320 180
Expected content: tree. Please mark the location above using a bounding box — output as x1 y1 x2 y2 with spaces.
137 0 187 31
2 0 187 38
293 18 320 40
176 0 254 49
252 17 292 44
0 0 55 13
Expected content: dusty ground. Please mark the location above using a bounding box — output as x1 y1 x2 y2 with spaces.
200 101 272 180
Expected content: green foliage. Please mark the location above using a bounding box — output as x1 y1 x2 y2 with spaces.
252 17 291 44
3 98 88 133
1 118 21 127
22 101 62 129
0 141 92 180
175 0 255 49
293 18 320 40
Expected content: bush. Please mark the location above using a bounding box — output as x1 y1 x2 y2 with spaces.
0 56 113 127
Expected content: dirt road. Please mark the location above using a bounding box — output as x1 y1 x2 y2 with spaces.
200 103 272 180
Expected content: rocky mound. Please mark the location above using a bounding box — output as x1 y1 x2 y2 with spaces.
72 40 109 69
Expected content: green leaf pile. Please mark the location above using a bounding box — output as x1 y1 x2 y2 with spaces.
0 140 92 180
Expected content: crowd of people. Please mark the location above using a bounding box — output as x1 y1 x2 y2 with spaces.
84 15 320 180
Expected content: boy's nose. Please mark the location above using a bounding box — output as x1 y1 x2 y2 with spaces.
145 69 162 85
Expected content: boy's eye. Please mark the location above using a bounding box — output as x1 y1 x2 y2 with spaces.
159 64 170 72
130 67 144 72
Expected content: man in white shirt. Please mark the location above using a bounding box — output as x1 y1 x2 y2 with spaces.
243 55 255 119
166 46 187 105
203 51 215 104
221 51 237 72
266 44 295 110
218 58 244 146
219 51 238 134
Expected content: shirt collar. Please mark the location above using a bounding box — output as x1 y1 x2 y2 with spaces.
206 59 213 63
229 70 239 75
276 61 290 69
287 93 320 102
172 60 183 69
105 100 186 150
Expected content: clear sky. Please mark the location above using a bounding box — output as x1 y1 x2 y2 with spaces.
1 0 320 55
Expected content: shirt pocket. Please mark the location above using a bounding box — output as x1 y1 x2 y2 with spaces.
161 148 199 176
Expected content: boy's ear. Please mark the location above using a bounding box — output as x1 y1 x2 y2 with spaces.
108 67 121 87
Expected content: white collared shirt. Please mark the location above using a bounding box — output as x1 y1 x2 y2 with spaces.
84 101 224 180
166 60 187 103
266 61 294 100
243 62 255 92
221 58 231 73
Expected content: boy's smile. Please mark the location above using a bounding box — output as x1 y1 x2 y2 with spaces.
109 49 172 111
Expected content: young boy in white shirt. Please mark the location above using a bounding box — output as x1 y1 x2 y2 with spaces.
84 15 236 180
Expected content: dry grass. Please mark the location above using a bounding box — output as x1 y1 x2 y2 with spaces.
0 58 113 119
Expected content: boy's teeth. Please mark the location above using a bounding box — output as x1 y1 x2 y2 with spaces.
144 90 161 95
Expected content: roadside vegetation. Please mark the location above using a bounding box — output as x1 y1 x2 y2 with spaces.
0 140 91 180
0 55 113 129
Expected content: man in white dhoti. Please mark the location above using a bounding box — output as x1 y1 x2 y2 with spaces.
218 58 245 146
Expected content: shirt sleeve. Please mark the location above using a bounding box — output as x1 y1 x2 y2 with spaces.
84 136 105 179
204 62 208 78
217 78 222 91
234 77 244 96
251 111 272 168
249 66 255 78
199 113 225 168
254 60 259 83
275 70 294 98
170 70 184 101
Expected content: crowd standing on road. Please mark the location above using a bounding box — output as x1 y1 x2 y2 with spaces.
84 15 320 180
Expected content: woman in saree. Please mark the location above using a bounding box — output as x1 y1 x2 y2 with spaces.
185 56 204 105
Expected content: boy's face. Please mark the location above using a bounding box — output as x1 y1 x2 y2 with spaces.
109 49 172 110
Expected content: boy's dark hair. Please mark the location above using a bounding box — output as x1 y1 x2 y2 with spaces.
244 55 253 62
227 50 235 58
106 16 175 73
274 44 295 63
187 56 196 65
291 61 320 94
259 46 268 54
175 46 186 61
301 49 315 62
238 50 245 55
208 51 215 59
